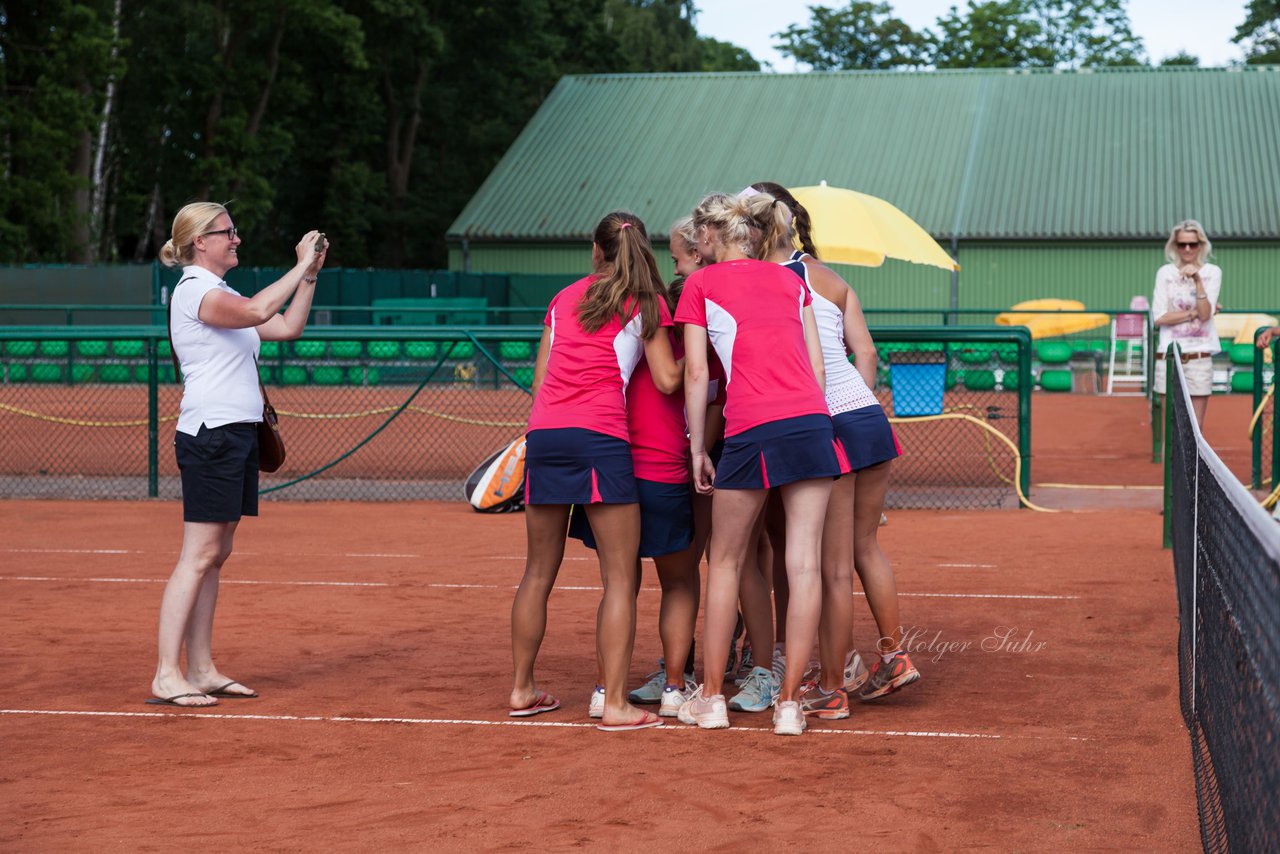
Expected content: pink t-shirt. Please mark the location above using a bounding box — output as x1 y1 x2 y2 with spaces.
627 331 688 484
675 259 826 438
527 276 673 442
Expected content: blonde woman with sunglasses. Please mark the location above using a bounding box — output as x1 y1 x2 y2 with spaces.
1152 220 1220 427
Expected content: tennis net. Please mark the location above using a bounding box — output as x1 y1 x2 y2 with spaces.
1165 346 1280 853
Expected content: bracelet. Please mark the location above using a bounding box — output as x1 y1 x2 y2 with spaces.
302 275 318 284
1196 294 1208 300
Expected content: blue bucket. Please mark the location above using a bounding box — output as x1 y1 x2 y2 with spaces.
889 360 946 417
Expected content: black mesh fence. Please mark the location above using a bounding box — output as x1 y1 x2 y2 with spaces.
0 325 1032 509
1167 350 1280 853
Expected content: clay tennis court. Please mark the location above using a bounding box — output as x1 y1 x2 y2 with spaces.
2 393 1250 850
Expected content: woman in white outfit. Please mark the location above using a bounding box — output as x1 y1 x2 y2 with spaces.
1152 220 1220 427
149 202 326 708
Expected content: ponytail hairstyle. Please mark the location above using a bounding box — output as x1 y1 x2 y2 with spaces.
750 181 819 259
577 211 667 340
738 189 794 261
692 192 763 259
159 202 230 268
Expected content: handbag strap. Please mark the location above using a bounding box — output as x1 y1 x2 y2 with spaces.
254 356 274 410
165 275 197 383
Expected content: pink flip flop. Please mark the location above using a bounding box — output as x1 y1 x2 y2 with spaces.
597 710 663 732
509 690 560 717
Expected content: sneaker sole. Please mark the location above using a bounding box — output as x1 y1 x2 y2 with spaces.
860 669 921 701
728 699 772 713
774 721 806 735
801 706 850 720
658 703 683 718
677 708 730 728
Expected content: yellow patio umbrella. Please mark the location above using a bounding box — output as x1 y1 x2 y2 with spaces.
790 181 959 271
994 299 1111 339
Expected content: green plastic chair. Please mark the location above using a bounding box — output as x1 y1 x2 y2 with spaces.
282 366 308 385
158 340 172 359
259 341 281 359
112 340 145 359
1229 343 1255 366
77 340 108 358
312 366 343 385
6 340 37 358
946 369 959 390
347 366 381 386
1039 369 1072 391
957 344 993 365
71 365 94 384
293 340 326 359
406 341 439 360
996 344 1019 364
1001 370 1019 391
963 369 996 391
31 364 64 383
510 366 536 388
1036 341 1072 364
500 341 533 361
8 364 29 382
330 341 362 359
446 341 476 360
39 340 69 358
1231 370 1254 393
99 364 131 383
368 341 402 360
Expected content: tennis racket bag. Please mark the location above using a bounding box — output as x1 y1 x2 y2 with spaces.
463 435 526 513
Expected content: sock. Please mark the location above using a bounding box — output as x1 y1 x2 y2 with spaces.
881 651 900 664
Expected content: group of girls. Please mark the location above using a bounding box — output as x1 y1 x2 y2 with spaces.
509 185 919 736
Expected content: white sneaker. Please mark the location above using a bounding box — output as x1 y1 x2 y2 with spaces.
772 699 806 736
843 650 869 692
588 685 604 719
658 683 690 717
677 685 730 729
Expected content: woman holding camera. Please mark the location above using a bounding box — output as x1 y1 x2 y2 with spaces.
149 202 326 707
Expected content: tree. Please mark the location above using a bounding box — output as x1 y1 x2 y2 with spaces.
925 0 1144 69
1234 1 1280 64
699 37 761 71
930 1 1053 68
1159 51 1200 67
774 2 927 70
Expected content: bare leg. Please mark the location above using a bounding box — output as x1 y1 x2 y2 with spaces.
818 474 856 692
703 488 769 697
851 462 901 652
183 521 255 696
510 504 569 710
152 521 235 705
585 502 653 727
653 547 698 687
736 506 773 674
1191 395 1209 428
765 494 789 644
776 478 833 702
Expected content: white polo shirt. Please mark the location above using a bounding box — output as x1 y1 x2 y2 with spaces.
171 265 263 436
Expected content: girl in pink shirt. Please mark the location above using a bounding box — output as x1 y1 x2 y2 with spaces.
675 192 841 736
510 212 680 732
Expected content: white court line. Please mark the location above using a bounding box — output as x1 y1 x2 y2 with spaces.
0 709 1085 741
0 576 389 588
937 563 997 568
0 548 421 559
0 576 1075 598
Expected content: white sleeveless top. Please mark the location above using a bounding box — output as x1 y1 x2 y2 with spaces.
780 252 879 415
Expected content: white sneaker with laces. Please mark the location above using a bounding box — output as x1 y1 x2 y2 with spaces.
772 699 806 736
677 685 730 729
588 685 604 719
658 683 690 717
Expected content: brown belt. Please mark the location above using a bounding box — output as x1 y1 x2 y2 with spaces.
1155 351 1214 362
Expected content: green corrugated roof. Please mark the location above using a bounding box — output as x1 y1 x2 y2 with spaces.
447 66 1280 242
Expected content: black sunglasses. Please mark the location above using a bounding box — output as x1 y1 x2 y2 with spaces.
1177 241 1200 249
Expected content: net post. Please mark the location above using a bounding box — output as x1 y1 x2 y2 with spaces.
1253 330 1264 489
1162 343 1173 549
1017 327 1032 503
147 334 159 498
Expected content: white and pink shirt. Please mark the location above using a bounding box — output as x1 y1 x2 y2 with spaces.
675 259 827 438
527 276 673 442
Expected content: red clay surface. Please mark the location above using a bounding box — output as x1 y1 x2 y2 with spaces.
0 391 1222 851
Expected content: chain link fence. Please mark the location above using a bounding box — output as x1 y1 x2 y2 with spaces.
0 325 1031 508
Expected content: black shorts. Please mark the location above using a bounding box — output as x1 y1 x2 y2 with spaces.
175 423 259 523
